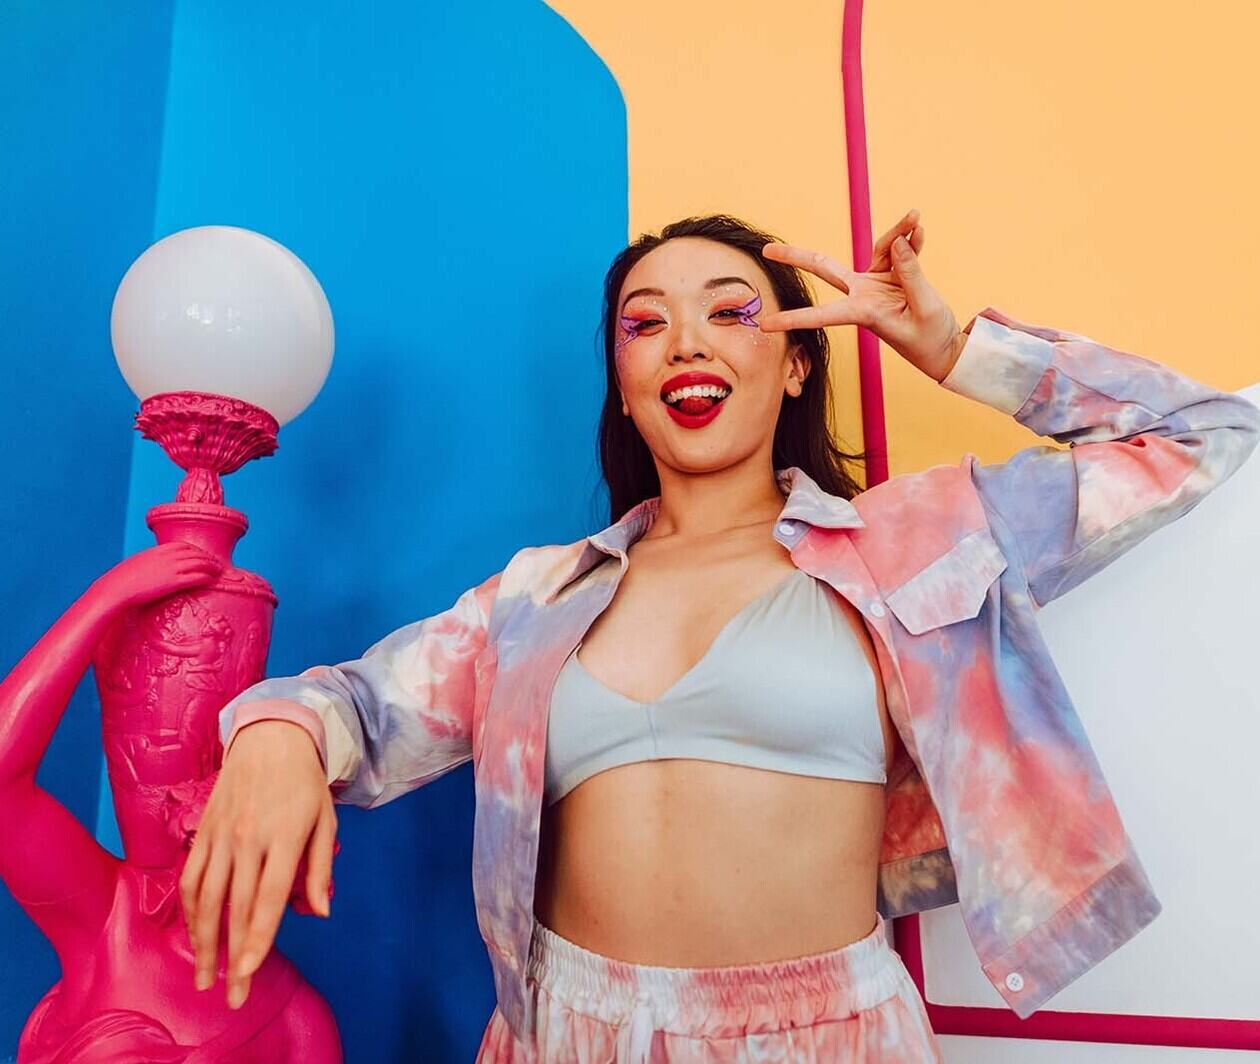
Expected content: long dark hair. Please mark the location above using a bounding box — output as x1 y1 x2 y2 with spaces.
595 213 867 523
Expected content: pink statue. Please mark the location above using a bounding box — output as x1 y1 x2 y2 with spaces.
0 391 343 1062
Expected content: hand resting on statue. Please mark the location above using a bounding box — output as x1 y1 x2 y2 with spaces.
179 716 338 1011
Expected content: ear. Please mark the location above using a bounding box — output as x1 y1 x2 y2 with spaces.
785 342 811 398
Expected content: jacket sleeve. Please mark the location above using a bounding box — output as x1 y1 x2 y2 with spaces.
940 306 1260 608
217 567 502 809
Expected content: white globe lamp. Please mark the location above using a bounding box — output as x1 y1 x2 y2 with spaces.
111 225 333 427
109 226 334 510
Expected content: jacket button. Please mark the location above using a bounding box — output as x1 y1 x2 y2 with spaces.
776 521 796 536
1005 972 1025 992
869 602 886 618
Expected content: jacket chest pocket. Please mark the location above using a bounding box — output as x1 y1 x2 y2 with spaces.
471 643 499 767
883 526 1009 635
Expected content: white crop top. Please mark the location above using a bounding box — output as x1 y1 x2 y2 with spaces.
544 560 887 806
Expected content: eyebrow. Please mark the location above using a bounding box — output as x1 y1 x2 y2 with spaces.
620 276 756 312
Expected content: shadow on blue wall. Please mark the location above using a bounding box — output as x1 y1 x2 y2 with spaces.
93 1 626 1061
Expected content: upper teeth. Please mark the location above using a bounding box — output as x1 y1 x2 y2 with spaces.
664 384 731 403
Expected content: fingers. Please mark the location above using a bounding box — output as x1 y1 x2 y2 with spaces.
881 222 926 271
174 565 221 586
305 803 337 917
869 208 921 269
759 301 866 333
156 542 223 588
165 544 223 569
229 842 301 1008
909 222 926 256
762 222 909 296
156 542 221 563
889 232 931 312
871 223 924 272
761 244 858 292
226 842 263 1003
190 839 233 991
175 562 221 578
180 831 209 966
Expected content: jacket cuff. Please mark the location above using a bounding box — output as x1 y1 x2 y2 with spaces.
223 699 329 776
940 307 1055 417
980 848 1163 1018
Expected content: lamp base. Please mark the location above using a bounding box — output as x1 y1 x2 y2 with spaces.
135 391 280 505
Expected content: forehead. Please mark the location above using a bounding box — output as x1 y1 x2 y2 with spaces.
620 237 769 301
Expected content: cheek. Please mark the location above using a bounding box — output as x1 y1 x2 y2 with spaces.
614 340 634 387
614 326 664 392
613 323 640 380
722 324 779 374
741 328 776 352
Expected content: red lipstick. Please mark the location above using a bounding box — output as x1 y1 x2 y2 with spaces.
659 371 732 397
659 371 732 429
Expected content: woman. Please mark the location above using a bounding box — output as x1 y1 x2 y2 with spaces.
186 209 1260 1060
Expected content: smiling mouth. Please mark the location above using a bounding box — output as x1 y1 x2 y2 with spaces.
660 385 732 415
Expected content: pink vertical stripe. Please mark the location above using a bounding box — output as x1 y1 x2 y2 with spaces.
840 0 889 489
838 0 1258 1049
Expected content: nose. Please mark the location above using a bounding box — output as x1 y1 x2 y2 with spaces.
666 319 714 364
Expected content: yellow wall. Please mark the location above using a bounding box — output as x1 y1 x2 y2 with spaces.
543 0 868 458
547 0 1260 477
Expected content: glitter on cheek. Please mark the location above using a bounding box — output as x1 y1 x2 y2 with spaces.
614 316 642 374
720 292 774 349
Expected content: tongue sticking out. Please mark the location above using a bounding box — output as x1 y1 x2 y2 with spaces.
675 395 719 415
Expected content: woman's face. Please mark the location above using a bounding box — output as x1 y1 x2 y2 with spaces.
615 236 809 475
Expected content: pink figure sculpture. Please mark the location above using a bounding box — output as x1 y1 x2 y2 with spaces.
0 392 342 1062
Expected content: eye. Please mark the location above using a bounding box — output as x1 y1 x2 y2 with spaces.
625 318 664 332
713 308 741 319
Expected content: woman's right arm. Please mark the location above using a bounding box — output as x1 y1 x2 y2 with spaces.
180 566 504 1010
219 567 503 808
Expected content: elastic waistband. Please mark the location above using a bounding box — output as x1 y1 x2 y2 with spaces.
525 912 908 1035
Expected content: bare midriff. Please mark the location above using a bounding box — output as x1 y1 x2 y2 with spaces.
534 762 889 965
531 516 899 966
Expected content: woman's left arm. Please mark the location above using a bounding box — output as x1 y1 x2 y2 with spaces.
935 305 1260 607
760 210 1260 608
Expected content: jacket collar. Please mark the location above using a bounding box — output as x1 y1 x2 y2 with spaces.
590 465 863 552
575 463 864 569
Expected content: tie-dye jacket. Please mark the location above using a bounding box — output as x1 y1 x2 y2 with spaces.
219 306 1260 1039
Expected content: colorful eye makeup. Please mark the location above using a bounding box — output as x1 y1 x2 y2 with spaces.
719 292 761 327
618 290 761 341
614 287 768 378
616 312 652 352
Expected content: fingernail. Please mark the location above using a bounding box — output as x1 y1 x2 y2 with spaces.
228 983 245 1009
195 970 211 991
236 952 256 977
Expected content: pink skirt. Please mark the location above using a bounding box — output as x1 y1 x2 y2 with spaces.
476 912 943 1062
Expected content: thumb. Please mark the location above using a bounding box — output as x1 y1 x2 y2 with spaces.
891 235 929 310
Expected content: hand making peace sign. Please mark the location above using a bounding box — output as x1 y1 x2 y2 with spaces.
757 208 969 383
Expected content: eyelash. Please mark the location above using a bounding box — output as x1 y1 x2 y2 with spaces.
626 308 742 332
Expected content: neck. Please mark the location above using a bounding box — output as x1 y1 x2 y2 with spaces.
647 451 786 543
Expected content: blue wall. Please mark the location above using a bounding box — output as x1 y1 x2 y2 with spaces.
0 0 175 1053
100 1 624 1061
